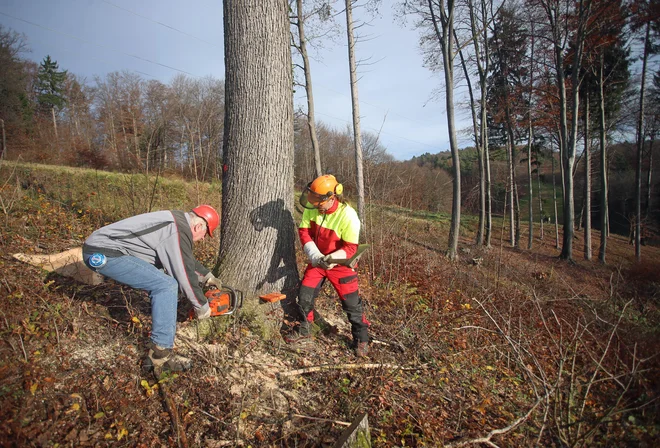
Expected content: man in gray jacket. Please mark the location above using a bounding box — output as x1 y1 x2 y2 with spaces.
83 205 222 374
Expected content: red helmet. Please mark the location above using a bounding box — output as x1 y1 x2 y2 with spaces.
192 205 219 237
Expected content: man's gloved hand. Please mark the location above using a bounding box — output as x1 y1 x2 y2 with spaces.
196 303 211 320
205 275 222 290
317 255 337 270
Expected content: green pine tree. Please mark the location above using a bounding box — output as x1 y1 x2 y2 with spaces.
36 55 67 115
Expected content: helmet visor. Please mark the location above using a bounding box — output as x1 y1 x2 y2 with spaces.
306 191 330 206
298 187 330 209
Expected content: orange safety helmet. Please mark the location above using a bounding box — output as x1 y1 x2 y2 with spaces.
192 205 219 237
306 174 344 206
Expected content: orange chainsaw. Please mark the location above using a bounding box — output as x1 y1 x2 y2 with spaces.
189 285 243 319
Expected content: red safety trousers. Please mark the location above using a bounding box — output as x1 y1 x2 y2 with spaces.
297 264 370 343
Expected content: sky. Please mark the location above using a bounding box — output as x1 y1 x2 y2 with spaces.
0 0 475 160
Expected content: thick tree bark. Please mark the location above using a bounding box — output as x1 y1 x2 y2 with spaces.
583 96 592 260
218 0 299 302
345 0 366 224
296 0 323 178
635 22 650 262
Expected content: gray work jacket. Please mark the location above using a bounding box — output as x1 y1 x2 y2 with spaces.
83 210 211 311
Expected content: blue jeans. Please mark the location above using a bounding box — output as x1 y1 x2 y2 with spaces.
83 253 179 348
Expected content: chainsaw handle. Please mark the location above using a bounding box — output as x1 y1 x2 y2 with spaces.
219 285 243 315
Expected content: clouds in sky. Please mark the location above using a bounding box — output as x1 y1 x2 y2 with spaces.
1 0 476 160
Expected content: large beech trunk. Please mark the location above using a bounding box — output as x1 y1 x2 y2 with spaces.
218 0 299 304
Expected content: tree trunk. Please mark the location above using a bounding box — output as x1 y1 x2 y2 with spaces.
526 19 535 250
527 119 534 250
296 0 323 178
455 29 483 246
484 105 493 248
506 139 516 246
598 55 608 263
552 149 560 249
583 95 592 260
473 0 492 248
514 176 521 248
557 0 589 261
132 115 140 164
635 22 650 262
218 0 299 303
345 0 366 225
51 107 59 140
428 0 460 259
537 157 544 239
0 119 6 160
646 137 654 219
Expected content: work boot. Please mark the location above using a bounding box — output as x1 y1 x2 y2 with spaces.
284 331 312 344
355 341 369 358
143 343 192 376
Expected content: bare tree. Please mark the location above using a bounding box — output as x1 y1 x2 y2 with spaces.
583 94 592 260
634 21 651 262
489 3 527 248
645 108 658 219
534 0 593 261
537 154 544 239
526 19 537 250
403 0 462 259
552 141 560 248
218 0 299 300
597 55 609 262
292 0 327 177
345 0 366 224
465 0 494 247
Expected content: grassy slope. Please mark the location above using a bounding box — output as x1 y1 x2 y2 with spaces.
0 163 658 447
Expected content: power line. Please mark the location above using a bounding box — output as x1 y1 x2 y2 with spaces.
2 6 449 155
314 111 446 152
315 84 441 129
100 0 441 135
100 0 221 49
0 10 198 77
90 1 446 144
25 33 157 79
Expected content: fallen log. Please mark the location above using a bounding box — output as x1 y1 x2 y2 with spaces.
13 247 103 285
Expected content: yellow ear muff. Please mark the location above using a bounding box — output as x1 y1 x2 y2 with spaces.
335 183 343 195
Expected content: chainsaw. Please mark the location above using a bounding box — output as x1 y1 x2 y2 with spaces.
189 285 243 319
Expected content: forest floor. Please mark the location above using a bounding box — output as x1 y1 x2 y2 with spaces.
0 163 658 447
